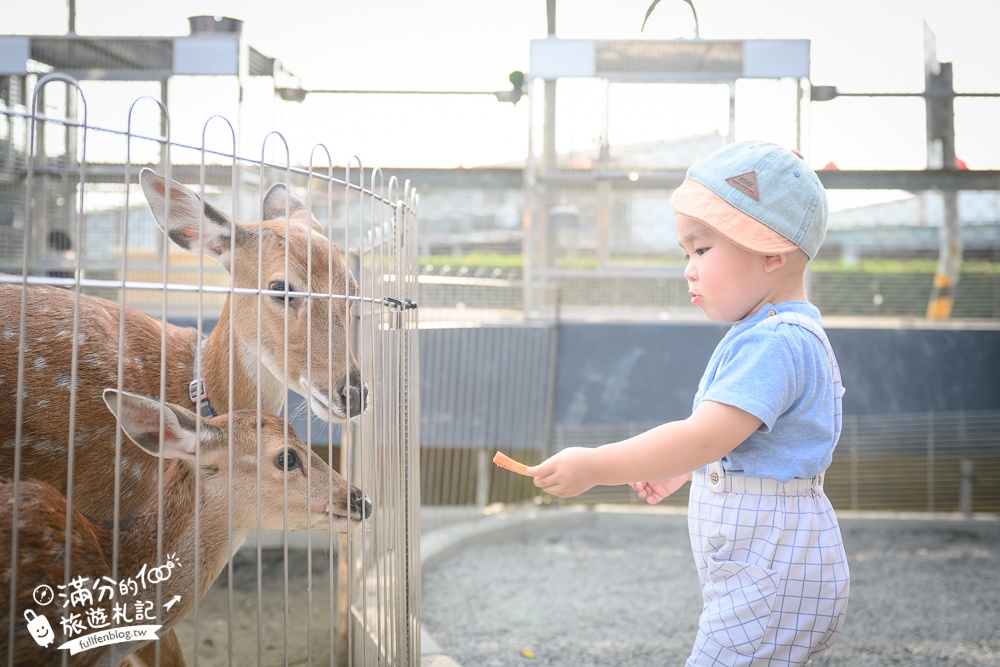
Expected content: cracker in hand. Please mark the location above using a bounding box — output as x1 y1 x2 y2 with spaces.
493 451 530 476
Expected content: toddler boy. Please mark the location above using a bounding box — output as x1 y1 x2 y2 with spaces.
528 141 849 665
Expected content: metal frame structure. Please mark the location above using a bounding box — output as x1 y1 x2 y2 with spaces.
522 37 811 311
0 16 297 279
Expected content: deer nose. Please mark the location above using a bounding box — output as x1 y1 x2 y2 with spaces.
337 380 368 417
351 488 372 519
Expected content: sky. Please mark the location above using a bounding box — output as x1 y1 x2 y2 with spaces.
5 0 1000 171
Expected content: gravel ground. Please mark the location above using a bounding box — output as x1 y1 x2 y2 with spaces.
421 507 1000 667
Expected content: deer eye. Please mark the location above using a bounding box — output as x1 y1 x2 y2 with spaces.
267 280 296 305
275 450 299 472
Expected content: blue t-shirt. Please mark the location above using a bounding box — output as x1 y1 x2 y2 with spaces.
692 301 842 482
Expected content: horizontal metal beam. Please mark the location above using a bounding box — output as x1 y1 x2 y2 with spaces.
8 164 240 186
10 164 1000 192
817 170 1000 191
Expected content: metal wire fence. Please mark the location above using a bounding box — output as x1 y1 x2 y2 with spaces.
546 412 1000 514
1 74 419 666
417 289 1000 515
420 405 1000 514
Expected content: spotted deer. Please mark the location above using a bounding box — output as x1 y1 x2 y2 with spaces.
1 389 371 666
0 167 367 522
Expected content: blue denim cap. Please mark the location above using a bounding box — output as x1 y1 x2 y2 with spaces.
671 141 829 259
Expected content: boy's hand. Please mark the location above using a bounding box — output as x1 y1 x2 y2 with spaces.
527 447 599 498
631 473 692 504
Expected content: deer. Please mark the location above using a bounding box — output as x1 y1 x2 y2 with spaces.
0 167 367 519
1 389 371 666
0 169 368 666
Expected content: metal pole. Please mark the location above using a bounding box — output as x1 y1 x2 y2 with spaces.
924 50 962 320
29 83 47 275
533 0 558 313
927 411 935 512
596 81 611 269
959 459 973 516
475 450 490 508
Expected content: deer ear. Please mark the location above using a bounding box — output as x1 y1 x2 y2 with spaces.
262 182 325 235
140 168 235 269
102 389 219 462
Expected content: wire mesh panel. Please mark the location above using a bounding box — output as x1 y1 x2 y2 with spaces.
419 325 556 506
413 274 999 514
0 74 419 666
417 280 559 507
546 412 1000 513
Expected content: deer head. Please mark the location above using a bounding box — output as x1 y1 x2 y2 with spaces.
139 169 368 421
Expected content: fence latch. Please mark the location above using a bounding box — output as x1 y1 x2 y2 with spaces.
383 297 417 329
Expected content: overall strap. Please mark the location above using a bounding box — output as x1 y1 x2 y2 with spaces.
770 311 844 447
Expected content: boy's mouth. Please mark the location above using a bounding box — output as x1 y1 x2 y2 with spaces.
689 291 702 306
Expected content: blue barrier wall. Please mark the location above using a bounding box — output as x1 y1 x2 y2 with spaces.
552 322 1000 425
180 317 999 449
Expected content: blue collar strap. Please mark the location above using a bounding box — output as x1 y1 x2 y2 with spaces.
189 335 217 418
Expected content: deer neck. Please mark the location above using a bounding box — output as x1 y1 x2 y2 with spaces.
201 301 285 415
112 463 249 624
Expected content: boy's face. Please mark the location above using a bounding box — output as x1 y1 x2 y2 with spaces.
676 214 778 323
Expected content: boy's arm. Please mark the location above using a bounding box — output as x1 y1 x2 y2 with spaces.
527 400 762 498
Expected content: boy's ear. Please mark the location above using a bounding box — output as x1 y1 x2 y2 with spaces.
762 253 788 273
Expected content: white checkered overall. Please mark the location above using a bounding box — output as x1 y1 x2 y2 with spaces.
686 313 849 666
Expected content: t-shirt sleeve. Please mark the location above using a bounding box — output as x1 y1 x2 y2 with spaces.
699 326 798 432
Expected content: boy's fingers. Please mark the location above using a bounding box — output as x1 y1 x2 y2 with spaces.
528 469 549 487
526 462 550 477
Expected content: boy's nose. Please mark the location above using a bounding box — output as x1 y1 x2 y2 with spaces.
684 260 697 282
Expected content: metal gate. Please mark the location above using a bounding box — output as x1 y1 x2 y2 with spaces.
1 73 419 666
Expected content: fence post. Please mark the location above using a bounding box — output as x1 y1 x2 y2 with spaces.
476 449 490 508
927 411 935 512
335 250 364 667
335 532 349 667
959 459 974 516
541 286 562 462
849 416 859 512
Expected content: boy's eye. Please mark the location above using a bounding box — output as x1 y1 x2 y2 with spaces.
695 248 709 256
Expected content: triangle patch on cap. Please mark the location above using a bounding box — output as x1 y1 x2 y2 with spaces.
725 171 759 201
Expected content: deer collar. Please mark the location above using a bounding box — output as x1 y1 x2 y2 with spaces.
189 335 217 418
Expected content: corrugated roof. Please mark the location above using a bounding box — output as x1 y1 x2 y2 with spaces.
23 35 276 77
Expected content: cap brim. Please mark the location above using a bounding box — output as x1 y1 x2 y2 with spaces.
671 178 799 255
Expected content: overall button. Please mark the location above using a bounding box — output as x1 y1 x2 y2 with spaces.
709 472 719 484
